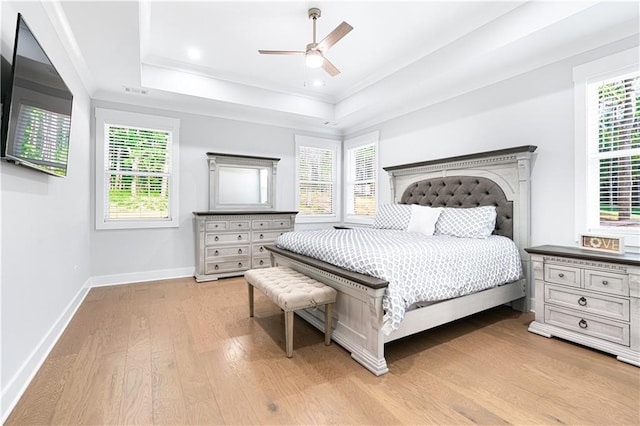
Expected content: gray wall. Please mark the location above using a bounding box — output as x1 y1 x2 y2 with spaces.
89 100 338 280
1 1 92 418
347 36 639 249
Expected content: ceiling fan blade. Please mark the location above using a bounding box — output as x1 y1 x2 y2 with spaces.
317 22 353 52
258 50 305 55
322 56 340 77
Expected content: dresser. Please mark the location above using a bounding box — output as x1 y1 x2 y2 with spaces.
526 245 639 367
193 211 297 282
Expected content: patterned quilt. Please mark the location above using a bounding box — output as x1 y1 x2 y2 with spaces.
276 228 523 334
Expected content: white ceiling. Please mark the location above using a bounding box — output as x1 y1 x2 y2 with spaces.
51 1 639 134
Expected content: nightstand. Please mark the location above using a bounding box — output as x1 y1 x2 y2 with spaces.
525 245 639 367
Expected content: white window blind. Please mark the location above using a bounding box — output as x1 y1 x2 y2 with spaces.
104 124 173 220
95 108 180 230
588 72 640 228
13 103 70 174
298 145 335 215
346 142 377 217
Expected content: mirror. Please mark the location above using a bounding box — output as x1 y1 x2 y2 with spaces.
208 153 278 211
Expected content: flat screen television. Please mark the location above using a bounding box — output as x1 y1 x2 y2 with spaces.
1 13 73 177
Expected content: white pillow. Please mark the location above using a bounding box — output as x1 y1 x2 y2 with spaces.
373 204 412 230
407 205 443 235
434 206 497 238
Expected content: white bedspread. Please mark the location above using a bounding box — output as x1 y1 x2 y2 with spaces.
276 228 522 334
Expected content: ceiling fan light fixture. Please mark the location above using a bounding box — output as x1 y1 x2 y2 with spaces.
305 51 323 68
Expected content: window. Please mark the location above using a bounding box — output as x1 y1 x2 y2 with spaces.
295 135 340 222
589 73 639 228
344 131 379 224
574 48 639 250
95 108 180 229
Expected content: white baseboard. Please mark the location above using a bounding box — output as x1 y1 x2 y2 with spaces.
1 280 90 424
89 267 195 287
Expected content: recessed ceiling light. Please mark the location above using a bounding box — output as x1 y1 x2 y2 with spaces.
312 79 325 87
187 47 201 60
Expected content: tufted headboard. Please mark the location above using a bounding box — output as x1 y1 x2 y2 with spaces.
400 176 513 239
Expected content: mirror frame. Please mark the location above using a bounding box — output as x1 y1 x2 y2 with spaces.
207 152 279 211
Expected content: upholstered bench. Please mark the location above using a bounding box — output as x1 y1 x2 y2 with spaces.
244 266 337 357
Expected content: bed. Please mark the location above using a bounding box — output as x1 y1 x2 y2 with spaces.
267 145 537 375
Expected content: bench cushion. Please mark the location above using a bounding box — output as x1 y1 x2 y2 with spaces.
245 267 337 311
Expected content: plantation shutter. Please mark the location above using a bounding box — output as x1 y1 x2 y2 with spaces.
297 145 334 215
104 124 173 220
588 72 640 228
348 142 377 216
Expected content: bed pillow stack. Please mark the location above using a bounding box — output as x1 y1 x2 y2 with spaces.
373 203 497 238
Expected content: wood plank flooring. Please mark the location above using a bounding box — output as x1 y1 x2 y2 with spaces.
6 276 640 425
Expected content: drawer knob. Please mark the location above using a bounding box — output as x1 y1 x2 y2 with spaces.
259 260 264 265
238 249 243 254
214 236 219 242
602 280 609 285
214 265 219 271
578 319 588 329
578 296 587 306
237 235 242 240
259 234 264 239
214 250 219 256
238 223 242 227
558 273 565 278
238 262 243 268
259 246 264 252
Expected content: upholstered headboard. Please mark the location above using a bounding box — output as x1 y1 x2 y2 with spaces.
399 176 513 239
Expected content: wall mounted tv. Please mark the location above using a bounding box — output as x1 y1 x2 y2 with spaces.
1 13 73 177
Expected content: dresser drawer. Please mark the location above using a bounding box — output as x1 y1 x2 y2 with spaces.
544 306 630 346
205 232 250 245
205 245 250 259
205 220 228 231
252 257 270 268
271 218 291 229
544 284 629 322
584 270 628 297
253 244 270 255
229 220 250 230
252 219 272 229
205 259 249 275
253 230 286 242
544 264 581 288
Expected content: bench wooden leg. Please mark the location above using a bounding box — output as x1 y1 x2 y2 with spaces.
285 310 294 358
248 283 254 317
324 303 333 346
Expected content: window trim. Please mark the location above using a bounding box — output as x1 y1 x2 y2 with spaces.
573 48 639 250
95 108 180 230
294 135 341 224
344 131 379 225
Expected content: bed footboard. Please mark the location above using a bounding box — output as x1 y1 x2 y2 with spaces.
268 247 390 376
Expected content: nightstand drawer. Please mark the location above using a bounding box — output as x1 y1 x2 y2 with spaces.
585 270 628 297
545 264 581 288
544 284 629 322
252 257 270 268
544 306 630 346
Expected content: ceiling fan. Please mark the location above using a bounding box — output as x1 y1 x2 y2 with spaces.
258 8 353 77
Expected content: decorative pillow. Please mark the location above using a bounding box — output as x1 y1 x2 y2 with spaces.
434 206 497 238
373 204 412 230
407 205 443 235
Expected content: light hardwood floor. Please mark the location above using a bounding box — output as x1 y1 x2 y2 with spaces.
6 276 640 425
